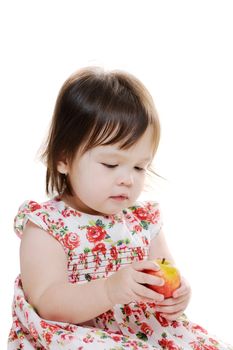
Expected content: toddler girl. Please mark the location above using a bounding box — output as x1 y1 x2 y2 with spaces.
8 67 233 349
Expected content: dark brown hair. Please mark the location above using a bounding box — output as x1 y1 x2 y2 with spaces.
41 66 161 196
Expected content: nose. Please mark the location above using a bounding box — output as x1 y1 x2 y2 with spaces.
117 171 134 187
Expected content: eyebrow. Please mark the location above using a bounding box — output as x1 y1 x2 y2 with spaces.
97 150 152 162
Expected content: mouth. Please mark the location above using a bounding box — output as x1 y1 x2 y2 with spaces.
110 195 129 201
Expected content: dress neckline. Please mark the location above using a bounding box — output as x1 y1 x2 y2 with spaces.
54 196 126 221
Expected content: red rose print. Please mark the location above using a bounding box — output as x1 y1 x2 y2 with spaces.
99 310 114 323
61 209 71 217
137 302 147 312
171 320 181 328
92 243 107 255
48 324 60 333
40 320 49 329
133 207 151 221
8 329 18 342
190 341 204 350
146 301 156 308
136 247 144 260
24 310 29 322
19 300 23 311
140 322 153 336
106 261 114 273
86 226 107 243
110 246 118 260
61 208 81 218
192 324 208 334
209 338 219 346
158 338 167 348
124 305 132 316
93 255 102 271
155 312 169 327
158 338 179 350
134 224 142 233
44 331 52 345
61 334 75 341
151 209 160 223
142 236 149 246
83 336 94 343
127 326 135 334
28 201 42 212
63 232 80 250
29 323 39 340
112 335 121 342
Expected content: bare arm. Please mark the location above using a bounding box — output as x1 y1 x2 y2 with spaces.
20 222 165 324
20 221 112 324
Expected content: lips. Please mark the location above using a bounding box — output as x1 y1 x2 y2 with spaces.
110 195 129 201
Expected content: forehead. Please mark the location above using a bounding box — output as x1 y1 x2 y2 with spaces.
89 127 154 161
92 148 152 162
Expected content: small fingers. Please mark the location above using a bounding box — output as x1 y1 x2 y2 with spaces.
173 277 191 298
132 260 160 272
156 301 186 314
134 270 164 287
173 286 191 299
134 282 164 303
157 294 187 306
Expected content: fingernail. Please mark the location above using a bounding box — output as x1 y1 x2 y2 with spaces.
159 279 164 285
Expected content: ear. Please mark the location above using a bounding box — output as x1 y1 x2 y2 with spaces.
57 160 69 175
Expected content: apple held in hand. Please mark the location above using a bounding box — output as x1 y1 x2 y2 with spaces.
144 258 181 299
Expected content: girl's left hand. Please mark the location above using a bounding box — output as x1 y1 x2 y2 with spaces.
155 276 191 321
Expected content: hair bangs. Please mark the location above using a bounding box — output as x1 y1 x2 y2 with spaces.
82 77 153 152
84 111 149 154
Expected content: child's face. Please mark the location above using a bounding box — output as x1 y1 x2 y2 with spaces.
58 126 154 215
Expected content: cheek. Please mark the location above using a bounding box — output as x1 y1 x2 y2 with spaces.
136 182 145 196
130 175 145 198
77 166 108 194
135 173 146 187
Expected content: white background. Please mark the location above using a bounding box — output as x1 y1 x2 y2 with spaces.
1 0 233 347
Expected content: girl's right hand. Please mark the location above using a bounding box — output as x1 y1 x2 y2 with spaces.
105 260 165 305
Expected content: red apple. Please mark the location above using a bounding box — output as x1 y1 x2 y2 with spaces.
144 258 181 299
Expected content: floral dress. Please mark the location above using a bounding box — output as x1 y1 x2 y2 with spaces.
8 197 233 350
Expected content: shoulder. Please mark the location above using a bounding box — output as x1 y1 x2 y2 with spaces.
14 197 85 252
14 198 61 238
127 200 163 239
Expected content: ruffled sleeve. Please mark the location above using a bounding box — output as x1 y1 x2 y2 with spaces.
144 201 163 240
14 200 54 238
131 200 163 241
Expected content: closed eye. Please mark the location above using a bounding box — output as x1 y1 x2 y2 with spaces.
101 163 145 171
134 166 145 172
101 163 118 168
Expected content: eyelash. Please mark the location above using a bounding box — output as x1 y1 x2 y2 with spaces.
135 167 145 172
101 163 118 168
101 163 145 172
